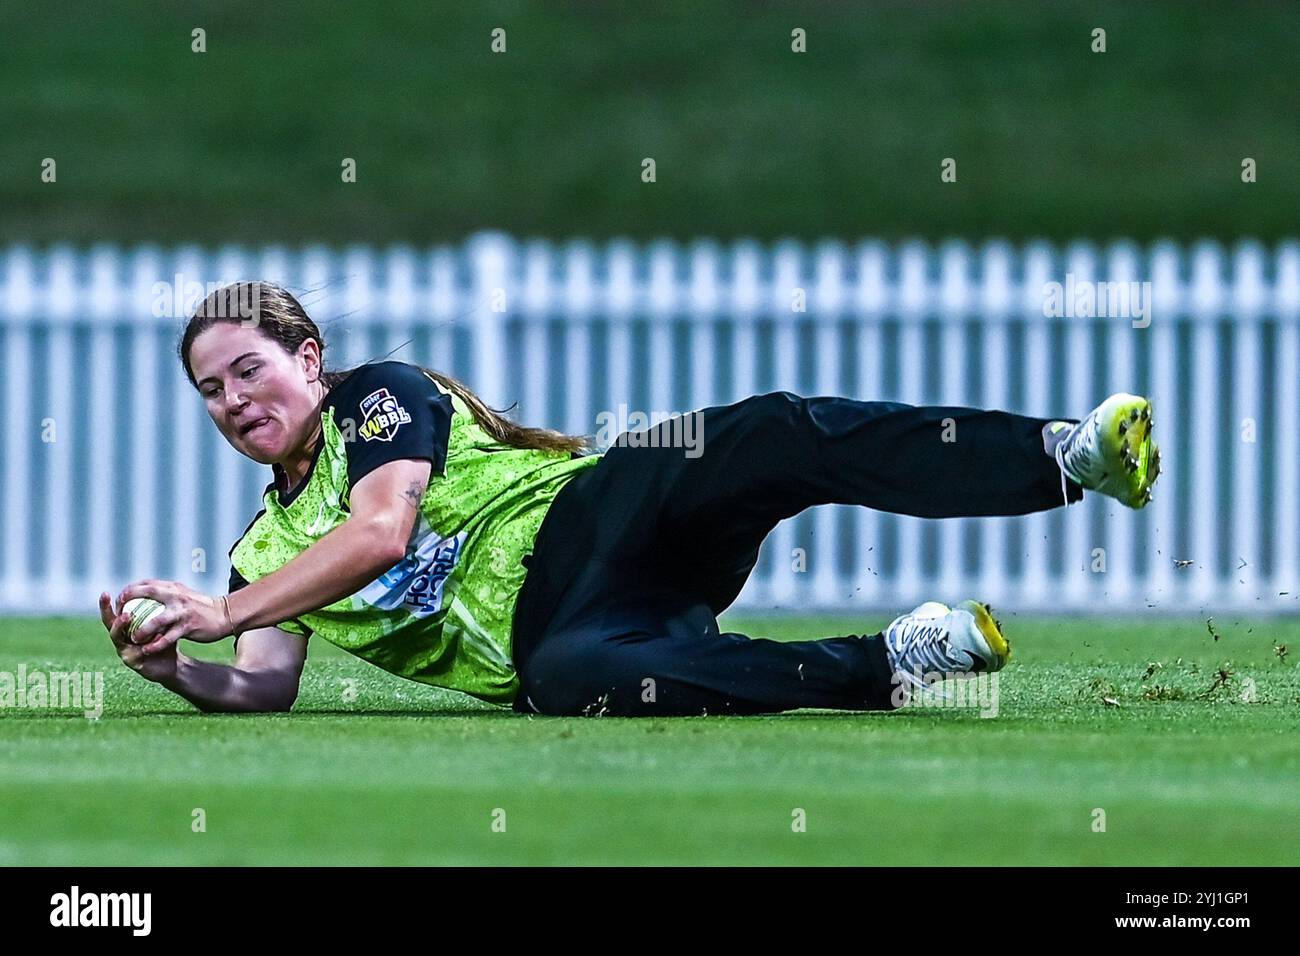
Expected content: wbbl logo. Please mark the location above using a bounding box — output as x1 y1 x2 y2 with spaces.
358 388 412 443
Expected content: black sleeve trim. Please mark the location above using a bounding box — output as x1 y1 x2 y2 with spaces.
334 362 454 488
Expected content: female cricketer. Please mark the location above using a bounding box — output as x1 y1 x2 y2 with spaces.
99 281 1161 717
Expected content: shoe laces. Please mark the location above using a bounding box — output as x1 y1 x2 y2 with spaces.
1054 436 1073 509
1053 417 1098 509
886 616 968 693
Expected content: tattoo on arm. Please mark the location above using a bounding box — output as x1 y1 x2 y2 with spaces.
400 480 425 509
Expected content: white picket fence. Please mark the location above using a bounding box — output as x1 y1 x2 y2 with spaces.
2 233 1299 616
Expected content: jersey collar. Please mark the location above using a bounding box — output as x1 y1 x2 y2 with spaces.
268 417 328 508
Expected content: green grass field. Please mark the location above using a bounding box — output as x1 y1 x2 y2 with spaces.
2 612 1297 865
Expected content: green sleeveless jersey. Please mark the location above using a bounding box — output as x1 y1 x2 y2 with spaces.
227 361 600 706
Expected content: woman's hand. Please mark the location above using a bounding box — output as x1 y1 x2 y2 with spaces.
113 580 235 655
99 591 179 683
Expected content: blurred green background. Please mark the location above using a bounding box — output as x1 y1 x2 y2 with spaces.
1 0 1295 245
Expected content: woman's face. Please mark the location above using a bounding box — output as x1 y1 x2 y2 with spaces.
189 323 323 464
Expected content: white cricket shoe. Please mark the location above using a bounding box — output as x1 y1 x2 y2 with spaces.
1047 392 1161 509
883 600 1010 692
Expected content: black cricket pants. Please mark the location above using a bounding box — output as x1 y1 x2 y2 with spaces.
509 390 1082 717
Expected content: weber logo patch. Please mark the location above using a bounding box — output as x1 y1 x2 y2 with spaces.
358 387 412 442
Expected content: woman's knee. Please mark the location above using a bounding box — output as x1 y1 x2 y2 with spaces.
516 632 626 716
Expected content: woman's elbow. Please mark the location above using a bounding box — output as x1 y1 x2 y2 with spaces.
247 692 297 714
193 692 297 715
239 676 301 714
264 678 302 713
363 517 412 568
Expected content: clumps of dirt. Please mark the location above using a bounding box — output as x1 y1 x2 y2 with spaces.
1078 660 1266 706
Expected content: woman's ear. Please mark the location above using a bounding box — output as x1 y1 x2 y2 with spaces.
299 337 323 382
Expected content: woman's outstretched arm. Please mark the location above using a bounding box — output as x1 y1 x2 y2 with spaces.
101 591 307 713
227 457 435 635
162 628 308 713
118 457 433 654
